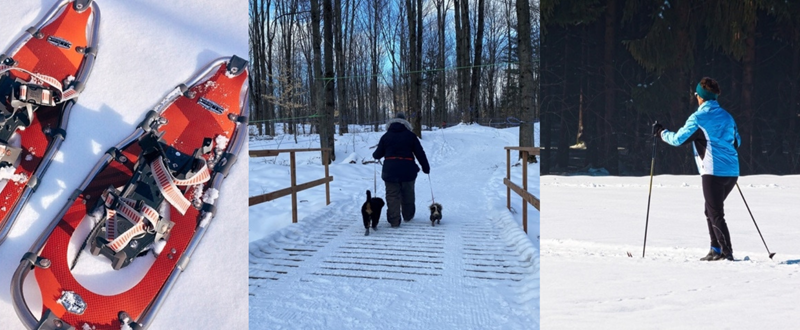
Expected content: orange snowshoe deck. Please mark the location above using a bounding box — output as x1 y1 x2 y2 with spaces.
13 56 248 329
1 0 98 243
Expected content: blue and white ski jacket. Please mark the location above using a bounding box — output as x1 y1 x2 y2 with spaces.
660 100 741 177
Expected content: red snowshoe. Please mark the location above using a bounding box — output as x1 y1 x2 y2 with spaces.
11 55 249 329
0 0 100 244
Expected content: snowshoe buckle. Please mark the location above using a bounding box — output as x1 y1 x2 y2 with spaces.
226 55 248 77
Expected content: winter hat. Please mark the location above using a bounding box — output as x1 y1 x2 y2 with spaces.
395 112 406 119
695 82 717 101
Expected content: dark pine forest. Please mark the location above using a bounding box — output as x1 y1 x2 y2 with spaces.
541 0 800 175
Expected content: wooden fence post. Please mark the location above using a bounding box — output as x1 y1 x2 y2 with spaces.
324 149 331 205
506 148 511 209
502 146 540 234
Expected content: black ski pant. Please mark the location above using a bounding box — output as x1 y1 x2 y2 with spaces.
702 175 737 256
385 180 415 226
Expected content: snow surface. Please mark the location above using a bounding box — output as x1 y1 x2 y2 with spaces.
0 1 248 328
541 175 800 329
249 123 540 329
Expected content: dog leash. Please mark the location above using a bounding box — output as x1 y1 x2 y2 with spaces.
374 160 378 198
428 173 435 204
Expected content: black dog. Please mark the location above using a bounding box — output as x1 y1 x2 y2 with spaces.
429 203 442 226
361 190 385 235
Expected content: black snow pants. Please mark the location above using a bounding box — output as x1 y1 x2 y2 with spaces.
385 180 415 226
702 175 737 256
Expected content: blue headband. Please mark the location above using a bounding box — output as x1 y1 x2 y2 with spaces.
696 83 717 100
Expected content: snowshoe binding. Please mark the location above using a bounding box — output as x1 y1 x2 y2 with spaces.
12 55 249 329
0 0 100 244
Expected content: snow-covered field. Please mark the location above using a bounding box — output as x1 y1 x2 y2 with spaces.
249 123 540 329
541 175 800 329
0 1 248 328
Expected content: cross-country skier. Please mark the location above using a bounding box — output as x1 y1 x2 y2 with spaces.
652 77 741 261
373 113 430 227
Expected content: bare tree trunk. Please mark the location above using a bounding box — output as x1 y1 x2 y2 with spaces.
516 0 535 162
486 1 497 124
278 0 298 135
414 0 423 136
322 0 337 162
371 0 381 132
576 25 585 146
455 0 471 124
469 0 485 125
790 39 799 172
664 0 691 174
741 0 756 174
312 0 328 163
436 0 447 128
248 0 264 135
406 0 422 137
265 3 276 137
602 0 617 174
557 33 569 168
335 0 349 134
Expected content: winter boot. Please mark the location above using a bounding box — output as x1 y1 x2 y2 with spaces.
700 249 721 261
700 246 722 261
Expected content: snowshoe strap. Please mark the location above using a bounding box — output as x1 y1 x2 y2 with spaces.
152 155 210 215
0 65 79 103
103 191 160 253
107 221 148 253
104 208 116 240
104 193 160 226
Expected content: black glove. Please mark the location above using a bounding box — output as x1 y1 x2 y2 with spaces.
652 121 665 137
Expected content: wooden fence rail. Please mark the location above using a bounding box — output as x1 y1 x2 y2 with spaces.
504 146 541 233
248 148 333 223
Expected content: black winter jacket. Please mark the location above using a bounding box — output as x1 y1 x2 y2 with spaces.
372 118 430 182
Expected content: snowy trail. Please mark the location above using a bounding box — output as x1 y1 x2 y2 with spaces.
541 175 800 329
249 125 538 329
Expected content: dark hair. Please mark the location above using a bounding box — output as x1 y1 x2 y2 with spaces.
700 77 721 95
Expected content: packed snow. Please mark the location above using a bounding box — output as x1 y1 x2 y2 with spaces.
0 1 248 328
249 123 540 328
541 175 800 329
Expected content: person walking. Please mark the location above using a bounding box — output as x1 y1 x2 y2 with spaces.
373 113 430 227
653 77 741 261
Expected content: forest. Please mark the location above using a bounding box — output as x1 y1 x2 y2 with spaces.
541 0 800 175
249 0 539 162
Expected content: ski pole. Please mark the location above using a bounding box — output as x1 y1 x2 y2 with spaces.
642 128 658 258
736 183 776 259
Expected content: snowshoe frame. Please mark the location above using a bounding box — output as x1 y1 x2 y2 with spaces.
12 56 249 329
0 0 100 244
